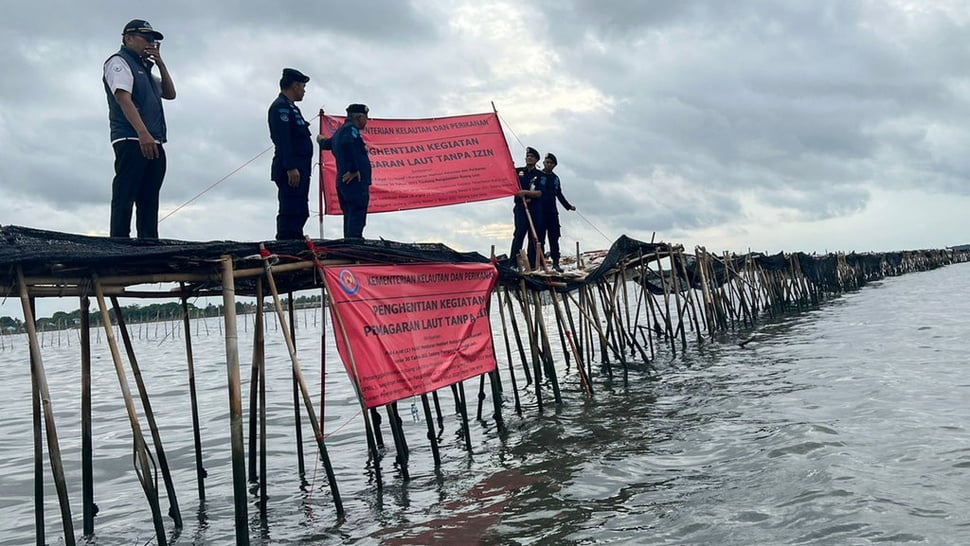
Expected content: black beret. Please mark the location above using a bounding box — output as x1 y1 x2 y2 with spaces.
545 153 558 165
525 147 540 159
281 68 310 83
346 103 369 115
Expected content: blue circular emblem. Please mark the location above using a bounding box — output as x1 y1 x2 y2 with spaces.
338 269 360 295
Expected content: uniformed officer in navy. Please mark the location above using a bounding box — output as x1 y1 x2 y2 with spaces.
536 153 576 272
330 104 371 239
103 19 176 239
509 146 543 269
268 68 313 240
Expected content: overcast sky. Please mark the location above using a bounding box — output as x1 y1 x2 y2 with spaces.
3 1 970 316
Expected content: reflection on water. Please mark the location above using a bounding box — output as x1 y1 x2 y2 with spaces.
2 263 970 544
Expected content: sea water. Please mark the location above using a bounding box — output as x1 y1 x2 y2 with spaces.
1 262 969 544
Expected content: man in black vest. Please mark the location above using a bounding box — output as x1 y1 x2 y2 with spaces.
268 68 313 240
103 19 176 239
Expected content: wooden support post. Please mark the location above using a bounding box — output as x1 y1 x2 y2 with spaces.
93 279 166 545
457 381 473 452
180 291 207 507
287 293 306 477
531 291 563 405
80 296 96 537
258 249 343 514
495 287 522 415
502 286 532 385
387 403 410 480
219 256 250 544
111 297 183 529
26 294 50 546
421 394 441 467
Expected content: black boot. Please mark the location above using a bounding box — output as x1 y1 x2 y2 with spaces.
553 259 563 272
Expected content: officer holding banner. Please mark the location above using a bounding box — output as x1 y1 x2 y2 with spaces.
509 146 543 269
331 104 372 239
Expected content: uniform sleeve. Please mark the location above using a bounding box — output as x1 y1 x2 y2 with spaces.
555 177 573 209
104 56 134 94
268 103 297 171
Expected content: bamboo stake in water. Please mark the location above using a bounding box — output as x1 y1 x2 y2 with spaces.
110 296 183 529
218 256 251 544
92 278 166 545
258 248 344 515
179 287 207 506
80 296 96 537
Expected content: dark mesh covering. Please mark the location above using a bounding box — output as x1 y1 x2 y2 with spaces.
2 225 965 299
0 225 490 296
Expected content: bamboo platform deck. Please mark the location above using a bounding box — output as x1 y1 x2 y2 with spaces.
2 224 967 545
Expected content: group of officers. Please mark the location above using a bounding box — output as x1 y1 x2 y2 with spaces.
267 68 371 241
103 19 371 242
510 147 576 272
103 18 574 266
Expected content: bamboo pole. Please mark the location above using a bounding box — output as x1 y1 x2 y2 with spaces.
516 281 544 411
177 291 207 507
420 394 441 467
457 381 472 452
258 248 344 514
531 290 563 405
387 403 410 480
111 297 183 529
27 296 48 546
80 296 96 537
495 289 522 414
288 293 306 477
322 267 384 486
218 256 250 544
258 295 268 514
92 278 166 544
502 286 532 384
247 291 262 485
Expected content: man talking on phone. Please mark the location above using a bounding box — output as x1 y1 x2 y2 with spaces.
103 19 176 239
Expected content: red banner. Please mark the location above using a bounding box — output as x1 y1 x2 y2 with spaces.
323 263 499 409
319 112 518 215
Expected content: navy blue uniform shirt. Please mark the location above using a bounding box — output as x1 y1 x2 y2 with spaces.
332 120 372 190
268 93 313 180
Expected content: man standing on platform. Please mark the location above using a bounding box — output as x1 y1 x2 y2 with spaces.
268 68 313 240
331 104 371 239
536 153 576 272
103 19 176 239
509 146 543 269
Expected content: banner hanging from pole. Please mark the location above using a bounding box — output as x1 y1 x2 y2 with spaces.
323 262 499 409
319 112 518 215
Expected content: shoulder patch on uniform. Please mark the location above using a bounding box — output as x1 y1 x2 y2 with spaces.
112 65 123 72
351 127 360 138
280 113 289 122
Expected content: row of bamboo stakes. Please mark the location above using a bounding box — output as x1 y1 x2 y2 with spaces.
14 242 968 544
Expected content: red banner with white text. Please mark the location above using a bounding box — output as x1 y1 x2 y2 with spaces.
319 112 518 215
323 263 499 409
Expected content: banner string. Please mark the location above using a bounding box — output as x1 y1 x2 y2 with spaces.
159 112 323 224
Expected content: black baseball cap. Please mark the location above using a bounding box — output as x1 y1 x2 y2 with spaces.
123 19 164 40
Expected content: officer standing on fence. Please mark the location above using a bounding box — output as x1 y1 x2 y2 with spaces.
268 68 313 240
331 103 371 239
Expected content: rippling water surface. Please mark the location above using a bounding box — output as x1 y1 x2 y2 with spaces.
2 263 969 544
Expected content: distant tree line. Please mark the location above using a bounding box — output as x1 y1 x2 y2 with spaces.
0 294 323 334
